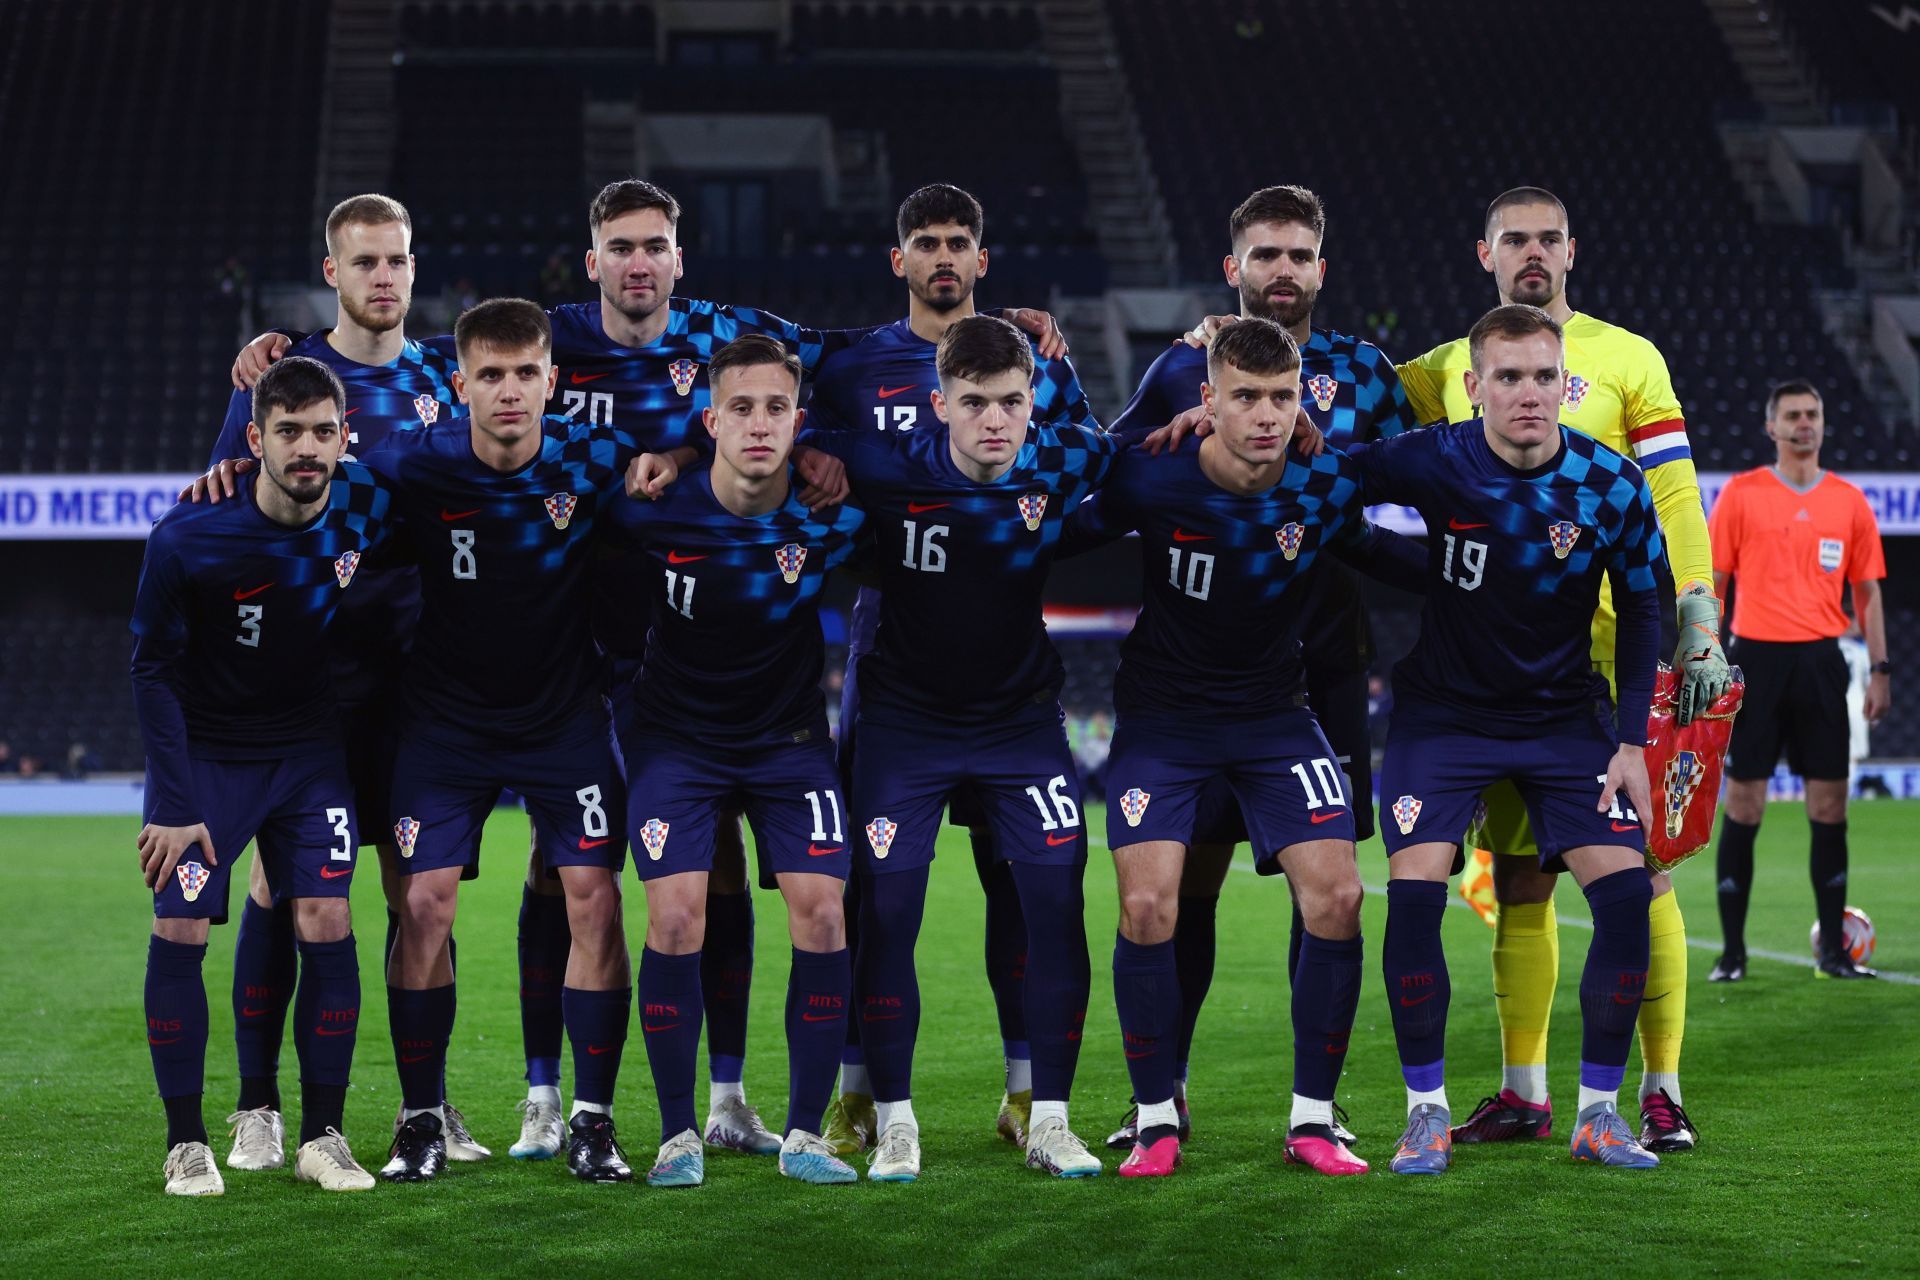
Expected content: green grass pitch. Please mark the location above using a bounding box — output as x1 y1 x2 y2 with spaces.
2 802 1915 1277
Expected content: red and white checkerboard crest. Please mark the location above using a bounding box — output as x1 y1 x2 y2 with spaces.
1305 373 1337 412
1548 520 1581 559
866 816 899 860
1017 492 1048 531
394 817 420 859
334 549 361 589
1276 523 1306 561
1391 794 1422 836
1662 749 1706 839
639 818 671 861
413 394 440 425
1119 788 1151 828
774 543 807 584
1563 374 1590 409
667 359 698 396
545 492 577 530
175 860 209 902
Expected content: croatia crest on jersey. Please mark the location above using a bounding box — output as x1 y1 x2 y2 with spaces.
413 394 441 425
1391 794 1422 836
774 542 807 584
639 818 671 861
545 492 577 530
1547 521 1581 559
1305 373 1337 412
1016 493 1048 531
866 816 898 860
1276 523 1306 561
334 549 361 589
1119 788 1151 828
394 817 421 859
1563 374 1590 409
1663 749 1705 839
176 860 209 903
667 359 698 396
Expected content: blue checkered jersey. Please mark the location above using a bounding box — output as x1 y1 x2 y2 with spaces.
360 414 637 741
130 463 395 824
805 317 1101 662
1066 438 1378 719
805 419 1118 725
1351 422 1665 737
604 467 865 747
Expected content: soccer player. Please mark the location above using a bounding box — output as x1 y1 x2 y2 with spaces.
803 316 1114 1181
134 357 390 1194
607 335 866 1188
1396 188 1728 1152
1359 304 1666 1173
363 300 637 1183
1105 184 1414 1150
802 183 1099 1154
1709 380 1889 980
1067 318 1424 1178
206 194 487 1172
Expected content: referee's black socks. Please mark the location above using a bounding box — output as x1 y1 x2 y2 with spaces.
1809 820 1849 956
1714 816 1760 956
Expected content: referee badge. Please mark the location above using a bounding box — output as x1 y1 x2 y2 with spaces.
1819 538 1843 572
1547 521 1581 559
1017 492 1048 531
1276 523 1306 561
1119 788 1151 827
334 549 361 589
667 359 698 396
1305 373 1337 412
545 492 577 530
176 861 209 903
866 816 899 860
1391 794 1422 836
775 543 807 584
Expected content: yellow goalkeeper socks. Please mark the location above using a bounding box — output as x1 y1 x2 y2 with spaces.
1492 898 1557 1096
1637 889 1687 1102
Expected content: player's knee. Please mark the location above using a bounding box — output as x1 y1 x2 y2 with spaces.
645 897 705 953
788 889 846 952
1805 788 1848 825
400 879 456 936
1721 781 1766 826
1118 886 1177 944
1491 855 1555 904
1304 873 1364 938
152 916 210 946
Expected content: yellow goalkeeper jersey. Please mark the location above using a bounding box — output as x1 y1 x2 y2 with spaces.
1397 311 1714 661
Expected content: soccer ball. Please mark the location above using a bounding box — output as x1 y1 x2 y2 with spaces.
1809 906 1876 965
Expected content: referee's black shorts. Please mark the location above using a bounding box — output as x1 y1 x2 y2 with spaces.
1725 636 1852 781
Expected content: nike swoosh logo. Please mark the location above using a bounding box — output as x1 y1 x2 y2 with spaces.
587 1044 614 1055
570 371 611 384
666 551 708 564
578 837 610 850
1171 528 1213 542
1448 519 1489 531
1641 992 1669 1003
232 583 274 600
1398 993 1435 1007
148 1036 182 1045
876 385 917 399
1124 1049 1154 1059
862 1012 903 1021
400 1053 433 1063
1309 810 1346 824
1612 993 1641 1005
240 1007 268 1017
801 1012 842 1022
440 508 481 522
1045 832 1078 847
807 844 844 857
906 501 950 514
1611 821 1640 832
643 1022 681 1033
319 865 353 879
315 1026 354 1036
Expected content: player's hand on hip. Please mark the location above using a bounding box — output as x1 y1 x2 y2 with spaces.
1865 672 1891 723
625 452 679 500
232 332 292 390
1673 586 1731 725
792 445 850 510
1598 743 1652 834
1180 314 1238 350
1143 402 1214 456
181 458 255 504
1290 405 1326 457
138 822 216 891
1004 308 1069 360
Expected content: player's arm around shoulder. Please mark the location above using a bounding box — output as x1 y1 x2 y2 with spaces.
1392 338 1462 428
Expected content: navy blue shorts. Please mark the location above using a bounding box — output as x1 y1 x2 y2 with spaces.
149 751 359 923
388 714 628 876
620 727 850 883
340 694 400 849
1377 710 1645 871
850 708 1087 875
1192 673 1374 845
1107 710 1354 873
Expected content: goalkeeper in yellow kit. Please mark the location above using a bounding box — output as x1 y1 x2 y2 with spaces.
1397 187 1730 1153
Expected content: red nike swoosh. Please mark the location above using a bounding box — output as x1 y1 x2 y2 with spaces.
1613 994 1642 1005
801 1012 842 1022
240 1007 267 1017
643 1022 681 1033
232 583 274 600
1325 1043 1348 1054
1045 832 1078 847
440 508 481 522
399 1053 432 1063
570 371 611 384
876 385 917 399
906 501 950 514
1124 1049 1154 1060
579 837 610 850
862 1012 903 1022
1610 821 1640 832
807 844 844 857
1171 528 1213 543
1448 519 1488 531
319 865 353 879
587 1044 614 1055
1398 993 1435 1007
148 1036 182 1045
1309 810 1346 824
666 551 708 564
315 1026 354 1037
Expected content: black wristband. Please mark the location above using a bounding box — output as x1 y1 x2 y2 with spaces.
1871 660 1892 675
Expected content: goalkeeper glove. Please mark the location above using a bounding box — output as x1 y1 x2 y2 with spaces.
1674 586 1731 726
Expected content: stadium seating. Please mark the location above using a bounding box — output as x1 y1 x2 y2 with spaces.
1772 0 1920 132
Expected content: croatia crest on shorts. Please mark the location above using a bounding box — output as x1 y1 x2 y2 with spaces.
1563 374 1590 409
1663 749 1705 839
1305 373 1337 412
775 542 807 584
1547 520 1581 559
175 860 209 903
1119 788 1151 828
1017 492 1048 531
413 394 441 425
334 548 361 589
1391 794 1422 836
667 359 698 396
394 817 420 859
866 816 899 860
639 818 671 861
545 492 577 530
1276 523 1306 561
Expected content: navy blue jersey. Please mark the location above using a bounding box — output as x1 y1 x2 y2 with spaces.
604 466 865 747
804 316 1101 661
806 419 1118 725
130 463 394 823
361 415 636 741
1068 438 1369 719
1351 422 1666 736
